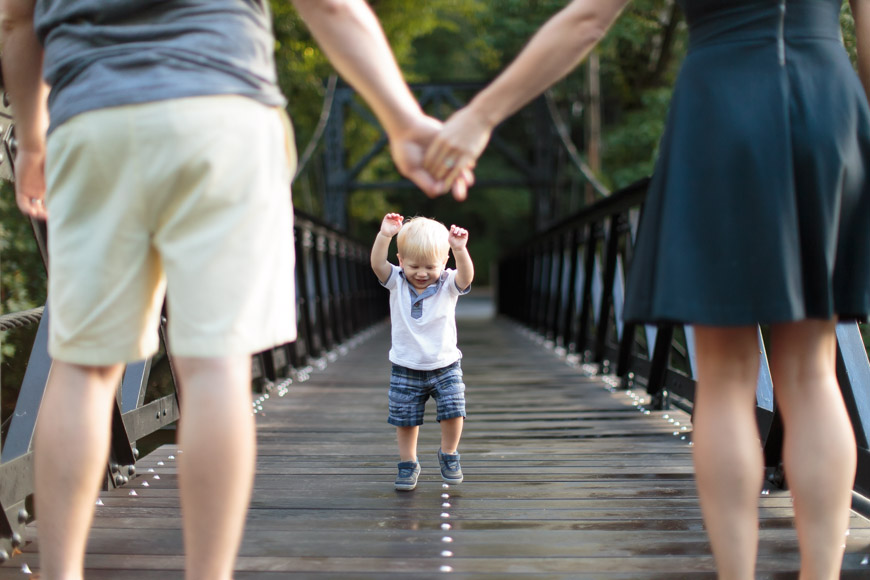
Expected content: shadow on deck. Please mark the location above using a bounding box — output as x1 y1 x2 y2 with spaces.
2 303 870 578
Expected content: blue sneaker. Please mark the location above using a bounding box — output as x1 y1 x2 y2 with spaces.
438 449 463 484
395 460 421 491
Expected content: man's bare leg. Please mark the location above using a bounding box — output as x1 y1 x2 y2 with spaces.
173 355 256 580
34 361 124 580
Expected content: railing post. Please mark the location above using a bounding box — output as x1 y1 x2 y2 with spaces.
646 324 674 410
574 224 599 359
594 214 622 370
835 322 870 509
314 231 335 353
299 225 322 359
522 248 535 325
327 236 345 345
1 309 52 463
558 229 581 352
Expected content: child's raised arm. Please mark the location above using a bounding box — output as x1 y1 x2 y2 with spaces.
449 225 474 291
371 213 403 283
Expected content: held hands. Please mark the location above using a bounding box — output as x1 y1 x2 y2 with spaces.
380 212 404 238
448 224 469 251
390 114 475 201
423 106 494 198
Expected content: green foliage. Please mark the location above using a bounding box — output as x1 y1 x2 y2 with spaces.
8 0 865 355
1 180 47 427
842 3 858 65
272 0 692 280
596 2 686 186
0 180 46 317
601 87 671 190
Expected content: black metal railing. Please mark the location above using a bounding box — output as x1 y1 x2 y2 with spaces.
0 210 386 561
498 177 870 516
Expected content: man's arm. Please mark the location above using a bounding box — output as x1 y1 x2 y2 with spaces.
0 0 49 219
290 0 469 200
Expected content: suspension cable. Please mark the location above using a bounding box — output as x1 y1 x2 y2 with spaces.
544 89 609 198
0 306 44 332
292 74 339 184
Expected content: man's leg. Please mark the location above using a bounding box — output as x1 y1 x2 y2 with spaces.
172 355 256 580
34 361 125 580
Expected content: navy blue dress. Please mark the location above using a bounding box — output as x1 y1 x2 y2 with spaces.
623 0 870 325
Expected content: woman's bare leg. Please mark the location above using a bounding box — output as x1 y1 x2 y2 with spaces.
692 325 763 580
769 320 856 580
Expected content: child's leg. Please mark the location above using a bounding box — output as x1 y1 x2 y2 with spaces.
433 361 467 454
440 417 464 454
397 426 420 462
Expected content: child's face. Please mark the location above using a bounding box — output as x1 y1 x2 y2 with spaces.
398 253 449 291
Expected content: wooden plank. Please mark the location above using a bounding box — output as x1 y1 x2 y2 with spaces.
2 316 869 578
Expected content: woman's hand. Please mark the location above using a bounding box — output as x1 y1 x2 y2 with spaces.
423 106 494 195
390 113 475 201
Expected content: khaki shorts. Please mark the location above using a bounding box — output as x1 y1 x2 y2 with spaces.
45 96 297 365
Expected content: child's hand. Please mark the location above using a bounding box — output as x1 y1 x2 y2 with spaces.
448 225 469 250
380 213 404 238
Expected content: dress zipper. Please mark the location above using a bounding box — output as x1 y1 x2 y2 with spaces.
777 0 787 65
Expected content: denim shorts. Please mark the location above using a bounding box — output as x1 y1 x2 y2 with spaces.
388 361 466 427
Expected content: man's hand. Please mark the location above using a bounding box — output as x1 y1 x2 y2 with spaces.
448 224 469 251
380 212 404 238
14 147 47 220
390 114 474 201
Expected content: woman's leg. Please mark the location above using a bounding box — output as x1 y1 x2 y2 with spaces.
692 325 764 580
769 319 856 580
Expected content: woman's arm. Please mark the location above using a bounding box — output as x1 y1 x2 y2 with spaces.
851 0 870 99
423 0 631 188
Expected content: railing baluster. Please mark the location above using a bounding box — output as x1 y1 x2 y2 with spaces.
497 176 870 515
0 207 387 556
594 214 621 369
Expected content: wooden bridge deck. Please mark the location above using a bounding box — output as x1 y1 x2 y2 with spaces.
3 301 870 578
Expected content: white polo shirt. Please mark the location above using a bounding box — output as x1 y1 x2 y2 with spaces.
381 264 470 371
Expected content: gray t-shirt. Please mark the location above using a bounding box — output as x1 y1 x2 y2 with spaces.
35 0 286 133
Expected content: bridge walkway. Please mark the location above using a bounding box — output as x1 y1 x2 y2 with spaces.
2 301 869 578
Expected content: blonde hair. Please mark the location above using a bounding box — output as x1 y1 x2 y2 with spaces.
397 217 450 262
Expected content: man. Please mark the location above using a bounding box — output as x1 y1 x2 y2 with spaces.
0 1 468 578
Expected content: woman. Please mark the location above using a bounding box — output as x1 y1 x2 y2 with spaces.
424 1 869 578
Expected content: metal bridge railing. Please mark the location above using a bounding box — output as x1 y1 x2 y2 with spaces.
0 209 387 561
497 177 870 517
